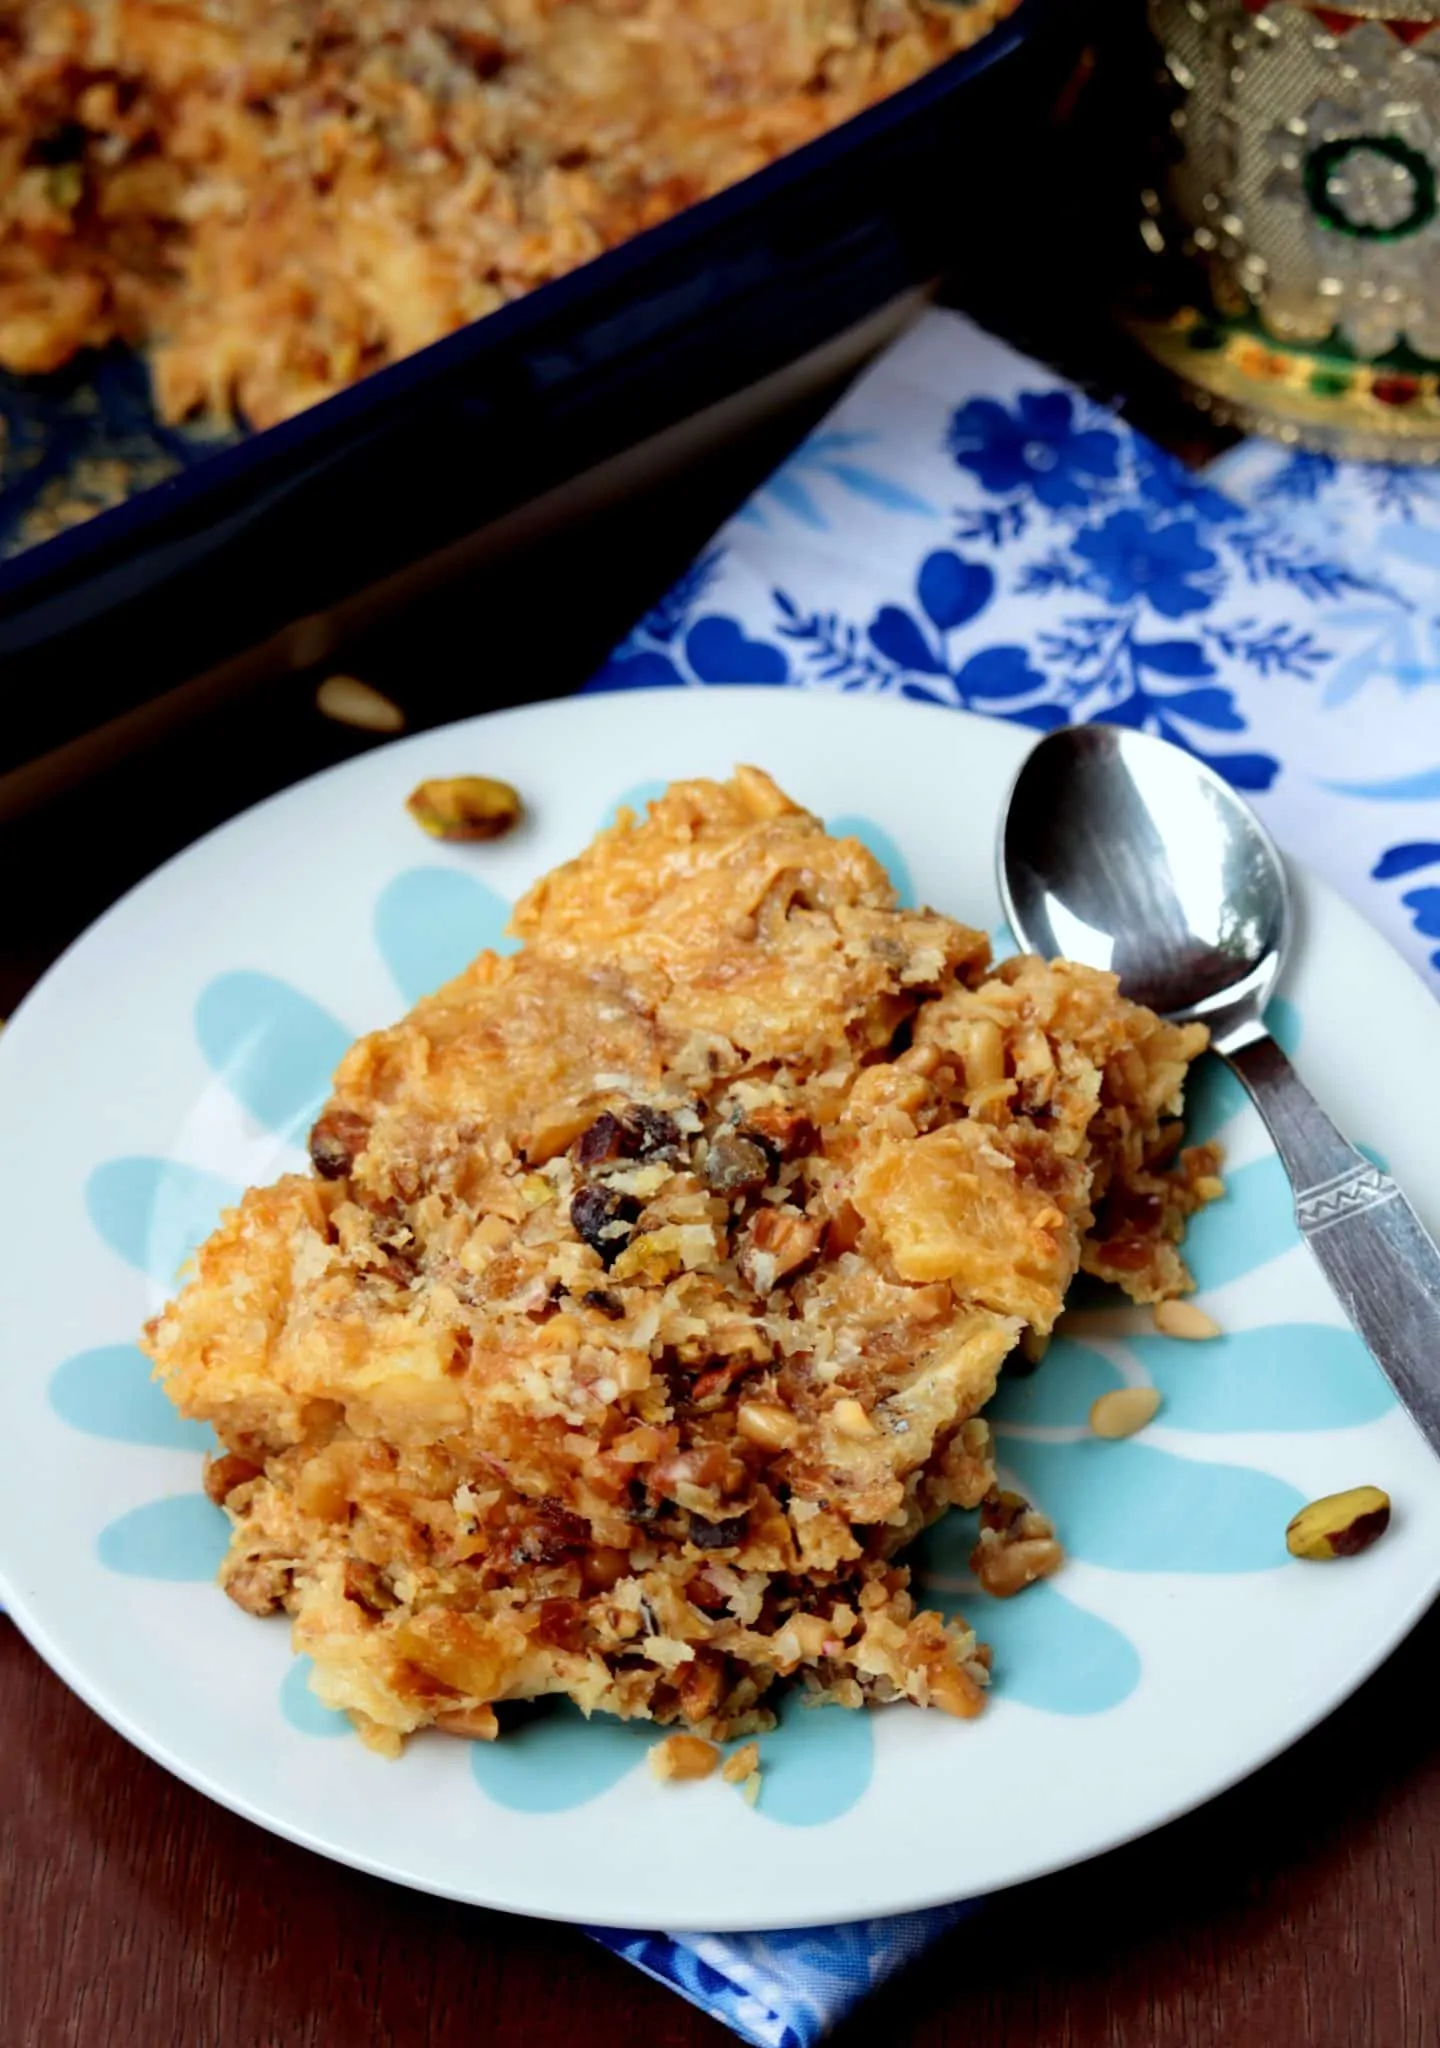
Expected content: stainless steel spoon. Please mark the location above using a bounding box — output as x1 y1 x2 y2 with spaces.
999 721 1440 1460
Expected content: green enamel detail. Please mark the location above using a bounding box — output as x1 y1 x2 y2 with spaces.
1304 134 1437 244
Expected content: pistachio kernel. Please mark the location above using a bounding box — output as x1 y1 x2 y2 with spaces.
405 775 522 842
1285 1486 1391 1561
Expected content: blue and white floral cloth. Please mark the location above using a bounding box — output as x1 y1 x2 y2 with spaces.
585 1908 973 2048
589 309 1440 994
580 306 1440 2047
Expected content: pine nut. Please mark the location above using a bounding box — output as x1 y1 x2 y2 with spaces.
1154 1298 1221 1340
316 674 404 733
1090 1386 1162 1439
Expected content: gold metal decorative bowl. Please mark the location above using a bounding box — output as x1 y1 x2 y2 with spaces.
1131 0 1440 459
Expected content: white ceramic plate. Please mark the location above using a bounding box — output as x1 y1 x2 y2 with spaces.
1 688 1436 1932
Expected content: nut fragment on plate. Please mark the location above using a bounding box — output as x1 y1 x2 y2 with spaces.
1153 1299 1221 1340
406 775 523 842
721 1740 761 1785
970 1490 1065 1598
315 676 405 734
649 1733 721 1783
1286 1486 1392 1560
1089 1386 1162 1440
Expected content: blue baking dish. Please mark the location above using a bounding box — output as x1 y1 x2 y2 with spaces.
0 0 1073 787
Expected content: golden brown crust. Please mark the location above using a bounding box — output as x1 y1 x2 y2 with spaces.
1 0 1017 428
145 768 1212 1752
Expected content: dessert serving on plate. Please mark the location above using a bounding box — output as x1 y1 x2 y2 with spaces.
144 768 1218 1757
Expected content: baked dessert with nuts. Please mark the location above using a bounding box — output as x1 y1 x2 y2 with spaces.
144 768 1218 1754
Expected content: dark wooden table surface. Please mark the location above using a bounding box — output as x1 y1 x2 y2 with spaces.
3 328 1439 2048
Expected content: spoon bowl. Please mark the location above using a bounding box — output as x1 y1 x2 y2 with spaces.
997 720 1440 1467
998 724 1288 1053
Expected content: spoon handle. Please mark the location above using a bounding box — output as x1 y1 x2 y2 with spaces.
1225 1033 1440 1461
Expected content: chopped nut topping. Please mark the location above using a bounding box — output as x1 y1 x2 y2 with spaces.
704 1130 771 1196
743 1106 818 1161
736 1401 800 1451
202 1453 261 1506
434 1705 501 1741
648 1734 720 1783
831 1397 878 1441
222 1557 292 1617
737 1206 821 1292
721 1740 761 1784
925 1663 987 1719
343 1559 398 1614
972 1487 1063 1598
978 1489 1029 1536
971 1534 1065 1599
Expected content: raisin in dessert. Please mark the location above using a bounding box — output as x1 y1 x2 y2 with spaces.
144 768 1216 1755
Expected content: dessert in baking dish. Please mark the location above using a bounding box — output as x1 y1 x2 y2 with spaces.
144 768 1216 1754
1 0 1019 428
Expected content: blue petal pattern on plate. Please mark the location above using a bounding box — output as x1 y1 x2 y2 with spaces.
605 780 673 829
195 971 350 1139
1166 1155 1294 1290
910 1514 1140 1715
66 801 1380 1827
738 1697 873 1827
97 1494 229 1579
469 1693 873 1825
986 1336 1123 1429
50 1343 211 1450
999 1438 1300 1573
989 1326 1390 1436
375 867 516 1007
470 1703 658 1812
280 1656 351 1737
973 1579 1141 1716
86 1158 241 1285
1126 1326 1390 1432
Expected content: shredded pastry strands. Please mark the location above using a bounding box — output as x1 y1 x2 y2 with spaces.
144 769 1217 1755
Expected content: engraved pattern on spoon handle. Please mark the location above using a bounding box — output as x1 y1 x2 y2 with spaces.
1225 1034 1440 1461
